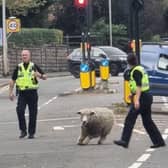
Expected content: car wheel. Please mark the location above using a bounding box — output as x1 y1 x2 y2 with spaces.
110 63 119 76
71 65 80 78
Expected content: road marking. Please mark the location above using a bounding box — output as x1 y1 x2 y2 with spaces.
52 126 64 130
128 162 142 168
52 124 79 130
116 123 146 135
161 97 168 110
38 96 58 110
0 116 79 125
128 128 168 168
136 154 151 162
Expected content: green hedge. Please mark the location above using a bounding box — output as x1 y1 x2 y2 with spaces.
8 28 63 47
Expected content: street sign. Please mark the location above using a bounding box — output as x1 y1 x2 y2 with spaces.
6 18 21 33
80 63 89 72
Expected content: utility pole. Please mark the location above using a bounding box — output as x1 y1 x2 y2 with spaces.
2 0 9 76
109 0 112 46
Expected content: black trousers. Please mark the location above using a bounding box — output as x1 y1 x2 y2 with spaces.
121 92 165 145
16 90 38 135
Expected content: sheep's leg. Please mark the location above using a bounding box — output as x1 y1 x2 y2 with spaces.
98 135 107 145
77 128 87 145
83 136 91 145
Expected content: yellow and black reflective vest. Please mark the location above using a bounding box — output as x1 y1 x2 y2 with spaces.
16 62 39 91
129 65 149 94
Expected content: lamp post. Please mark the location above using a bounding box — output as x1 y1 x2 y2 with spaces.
109 0 112 46
2 0 9 76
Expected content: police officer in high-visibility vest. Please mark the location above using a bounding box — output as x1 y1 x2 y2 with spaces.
114 53 166 148
9 50 47 139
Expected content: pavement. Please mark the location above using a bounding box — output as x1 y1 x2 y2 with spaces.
0 71 168 115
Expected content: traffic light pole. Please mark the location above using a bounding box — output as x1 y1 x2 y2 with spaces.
129 0 144 64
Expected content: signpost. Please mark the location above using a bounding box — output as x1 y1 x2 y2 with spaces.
6 17 21 33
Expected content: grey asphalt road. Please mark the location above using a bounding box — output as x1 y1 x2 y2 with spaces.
0 75 168 168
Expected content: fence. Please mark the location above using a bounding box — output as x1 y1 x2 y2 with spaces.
0 45 69 76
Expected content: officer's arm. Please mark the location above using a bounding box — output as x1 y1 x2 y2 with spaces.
34 64 47 80
9 66 17 101
9 79 15 101
133 70 143 109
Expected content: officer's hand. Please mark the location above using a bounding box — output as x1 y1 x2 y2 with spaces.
41 74 47 80
134 99 140 110
9 93 15 101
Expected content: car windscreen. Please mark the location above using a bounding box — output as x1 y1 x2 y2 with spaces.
99 47 126 56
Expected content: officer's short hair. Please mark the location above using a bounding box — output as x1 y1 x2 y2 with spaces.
127 53 138 66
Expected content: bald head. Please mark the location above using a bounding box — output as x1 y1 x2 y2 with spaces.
21 50 31 63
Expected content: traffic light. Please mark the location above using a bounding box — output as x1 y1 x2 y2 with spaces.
74 0 88 8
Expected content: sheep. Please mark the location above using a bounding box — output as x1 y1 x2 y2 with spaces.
77 107 114 145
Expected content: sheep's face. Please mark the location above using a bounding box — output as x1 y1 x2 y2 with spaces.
77 110 95 127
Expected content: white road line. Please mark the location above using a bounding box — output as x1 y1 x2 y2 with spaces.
128 162 142 168
38 96 58 110
136 154 151 162
52 124 79 130
145 148 155 152
164 128 168 134
162 134 168 140
128 128 168 168
161 96 168 109
0 116 79 125
116 123 146 135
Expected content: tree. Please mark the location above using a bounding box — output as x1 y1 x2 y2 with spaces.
0 0 47 16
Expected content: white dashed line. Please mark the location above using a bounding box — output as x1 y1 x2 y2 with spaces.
128 162 142 168
161 97 168 110
136 154 151 162
128 128 168 168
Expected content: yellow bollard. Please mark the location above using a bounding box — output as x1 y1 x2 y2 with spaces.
124 80 131 104
100 58 109 81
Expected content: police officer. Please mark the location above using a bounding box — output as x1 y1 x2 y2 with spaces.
114 53 166 148
9 49 47 139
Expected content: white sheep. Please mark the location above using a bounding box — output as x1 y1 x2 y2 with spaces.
77 107 114 145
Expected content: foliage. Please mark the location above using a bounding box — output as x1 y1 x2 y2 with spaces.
0 0 47 16
90 18 128 51
8 28 63 47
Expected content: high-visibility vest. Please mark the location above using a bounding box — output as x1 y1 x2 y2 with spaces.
129 65 149 94
16 62 39 91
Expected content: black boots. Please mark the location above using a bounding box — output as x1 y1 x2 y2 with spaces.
114 140 128 148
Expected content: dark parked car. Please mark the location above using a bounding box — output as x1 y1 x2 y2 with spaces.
67 46 127 78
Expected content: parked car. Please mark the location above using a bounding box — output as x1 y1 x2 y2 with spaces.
140 42 168 96
67 46 127 78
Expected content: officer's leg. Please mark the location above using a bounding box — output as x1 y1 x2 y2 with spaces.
27 90 38 136
16 92 27 133
141 93 165 145
121 104 139 145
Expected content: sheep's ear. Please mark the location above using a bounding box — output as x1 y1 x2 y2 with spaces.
90 111 95 116
77 111 81 115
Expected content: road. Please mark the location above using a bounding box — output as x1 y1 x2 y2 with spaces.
0 75 168 168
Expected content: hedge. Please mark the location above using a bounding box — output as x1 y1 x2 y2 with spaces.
8 28 63 47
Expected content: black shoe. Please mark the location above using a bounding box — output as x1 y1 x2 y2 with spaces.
150 143 166 148
28 134 35 139
114 140 128 148
19 131 27 138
